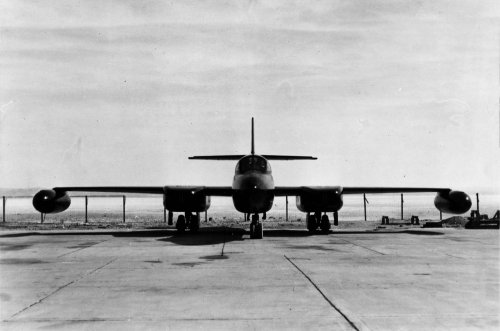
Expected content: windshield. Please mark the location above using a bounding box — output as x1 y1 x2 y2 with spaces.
236 156 270 173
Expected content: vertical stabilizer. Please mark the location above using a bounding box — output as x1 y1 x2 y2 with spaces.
189 117 317 160
251 117 255 155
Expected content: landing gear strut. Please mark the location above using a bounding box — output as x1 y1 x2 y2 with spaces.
249 214 263 239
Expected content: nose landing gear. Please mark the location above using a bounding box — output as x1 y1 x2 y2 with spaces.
249 213 263 239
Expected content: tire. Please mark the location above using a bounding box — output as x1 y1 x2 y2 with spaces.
306 214 317 232
176 215 186 232
254 223 263 239
189 214 200 233
320 214 331 233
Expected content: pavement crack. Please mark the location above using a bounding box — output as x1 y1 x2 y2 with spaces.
340 239 385 255
284 255 361 331
57 239 109 258
9 258 117 319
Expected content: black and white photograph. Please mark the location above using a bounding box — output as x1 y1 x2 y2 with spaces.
0 1 499 330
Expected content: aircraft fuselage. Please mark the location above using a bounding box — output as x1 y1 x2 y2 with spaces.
232 154 274 213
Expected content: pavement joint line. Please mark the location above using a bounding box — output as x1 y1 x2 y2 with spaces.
57 239 109 258
340 239 385 255
283 254 361 331
444 253 466 259
8 258 117 320
220 225 235 256
221 228 227 256
2 317 281 323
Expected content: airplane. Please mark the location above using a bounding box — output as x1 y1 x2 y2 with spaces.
33 118 472 238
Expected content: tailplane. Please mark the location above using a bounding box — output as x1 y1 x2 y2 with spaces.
189 117 317 160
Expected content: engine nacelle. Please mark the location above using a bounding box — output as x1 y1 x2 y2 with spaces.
296 187 343 213
434 190 472 214
33 189 71 214
163 187 211 212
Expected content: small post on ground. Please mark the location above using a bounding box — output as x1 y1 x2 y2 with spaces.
286 196 289 222
205 211 207 222
440 211 442 221
363 193 367 221
400 193 404 220
40 213 44 224
476 193 479 215
163 207 166 223
122 195 126 223
2 196 5 222
85 195 88 223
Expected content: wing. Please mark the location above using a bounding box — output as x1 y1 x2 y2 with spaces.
56 186 449 196
274 186 342 196
341 187 450 194
54 186 234 196
54 186 165 194
274 186 450 196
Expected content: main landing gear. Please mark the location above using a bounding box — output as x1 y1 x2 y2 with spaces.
175 212 200 233
306 211 338 234
249 214 263 239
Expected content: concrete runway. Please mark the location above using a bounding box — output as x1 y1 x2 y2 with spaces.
0 227 498 330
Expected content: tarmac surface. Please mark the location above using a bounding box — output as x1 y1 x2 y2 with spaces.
0 226 498 330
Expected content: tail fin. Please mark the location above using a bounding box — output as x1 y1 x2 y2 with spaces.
251 117 255 155
189 117 317 160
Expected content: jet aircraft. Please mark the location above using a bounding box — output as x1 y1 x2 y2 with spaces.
33 118 472 238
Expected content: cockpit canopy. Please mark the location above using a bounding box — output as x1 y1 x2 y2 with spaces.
236 155 271 174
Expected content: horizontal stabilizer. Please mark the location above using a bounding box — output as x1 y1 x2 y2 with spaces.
189 154 317 160
189 155 245 160
261 155 317 160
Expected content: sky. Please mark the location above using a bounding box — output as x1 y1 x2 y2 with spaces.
0 0 499 194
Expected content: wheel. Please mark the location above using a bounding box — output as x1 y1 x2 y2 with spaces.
254 223 263 239
306 213 317 232
176 215 186 232
320 214 331 233
189 213 200 233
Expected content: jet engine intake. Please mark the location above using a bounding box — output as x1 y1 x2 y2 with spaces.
434 190 472 214
33 189 71 214
163 187 211 212
296 187 343 213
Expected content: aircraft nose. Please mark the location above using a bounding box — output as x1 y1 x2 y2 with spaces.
240 173 265 190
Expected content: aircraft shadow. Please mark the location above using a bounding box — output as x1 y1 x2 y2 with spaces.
158 227 246 245
261 229 444 237
0 228 443 244
0 230 176 238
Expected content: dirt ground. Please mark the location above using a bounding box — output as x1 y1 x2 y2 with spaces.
0 213 468 231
